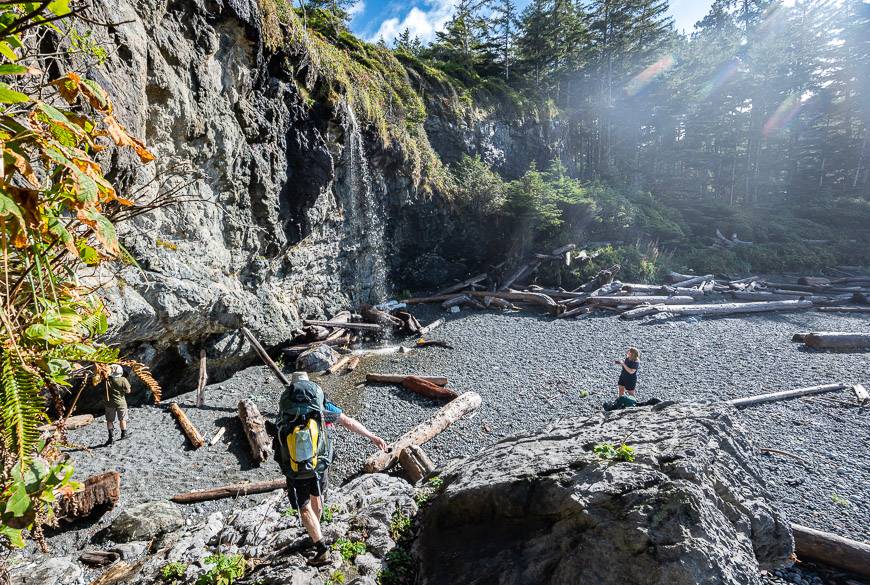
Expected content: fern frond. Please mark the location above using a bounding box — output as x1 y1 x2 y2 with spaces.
118 359 161 403
0 351 47 462
46 344 119 363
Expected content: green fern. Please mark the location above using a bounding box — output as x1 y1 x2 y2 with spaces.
0 351 47 462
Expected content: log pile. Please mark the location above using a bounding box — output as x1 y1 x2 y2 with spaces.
408 264 870 322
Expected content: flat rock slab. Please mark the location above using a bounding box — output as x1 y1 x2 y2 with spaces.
414 402 793 585
10 556 83 585
109 500 184 542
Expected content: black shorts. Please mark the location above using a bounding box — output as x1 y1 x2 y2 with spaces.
619 378 637 391
285 469 329 510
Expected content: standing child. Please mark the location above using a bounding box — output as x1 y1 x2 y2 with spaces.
615 347 640 398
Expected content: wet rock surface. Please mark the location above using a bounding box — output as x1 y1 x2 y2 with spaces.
414 402 793 585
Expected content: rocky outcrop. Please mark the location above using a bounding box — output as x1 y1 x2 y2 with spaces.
413 402 793 585
59 0 428 393
108 500 184 542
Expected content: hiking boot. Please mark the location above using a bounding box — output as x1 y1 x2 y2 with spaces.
121 429 130 440
105 430 114 445
307 541 330 567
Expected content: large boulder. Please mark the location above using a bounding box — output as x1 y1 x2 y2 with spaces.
295 344 340 372
10 556 83 585
109 500 184 542
414 402 793 585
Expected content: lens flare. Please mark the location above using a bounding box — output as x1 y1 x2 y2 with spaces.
625 55 675 96
763 92 812 136
699 58 740 99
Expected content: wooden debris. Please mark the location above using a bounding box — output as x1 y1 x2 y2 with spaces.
57 471 121 521
399 444 436 484
365 391 482 473
360 304 403 328
209 427 226 446
442 295 472 310
639 299 814 319
416 340 454 349
759 447 810 466
852 384 869 405
283 335 352 357
792 523 870 578
792 332 810 342
817 306 870 313
367 373 449 386
327 355 354 374
237 399 272 464
437 273 488 295
38 414 94 432
556 305 592 319
802 332 870 350
401 376 459 401
303 319 383 332
168 402 205 449
726 383 846 408
241 327 292 386
196 349 207 408
345 356 360 372
171 478 287 504
620 304 666 320
79 550 119 567
588 295 696 306
419 318 445 336
798 276 831 286
670 274 714 288
89 560 144 585
394 311 422 334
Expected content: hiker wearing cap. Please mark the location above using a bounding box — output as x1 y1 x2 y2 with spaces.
104 364 132 444
274 371 388 566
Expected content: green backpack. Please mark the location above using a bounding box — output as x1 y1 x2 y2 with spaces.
276 381 333 479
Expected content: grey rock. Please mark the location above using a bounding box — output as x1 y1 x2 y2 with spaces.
110 541 148 560
349 578 378 585
109 500 184 542
295 344 340 372
413 403 793 585
354 552 383 575
10 556 83 585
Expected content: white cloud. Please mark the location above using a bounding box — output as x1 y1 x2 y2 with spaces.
368 0 457 45
347 1 366 19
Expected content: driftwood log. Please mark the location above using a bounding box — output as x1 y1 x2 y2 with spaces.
367 373 449 386
283 335 352 356
209 427 226 446
622 284 706 297
419 318 445 336
168 402 205 449
669 273 713 288
792 523 870 578
401 376 459 401
852 384 869 405
802 332 870 350
816 306 870 313
195 349 207 408
360 304 403 328
324 311 351 341
399 444 436 484
304 319 383 332
327 354 354 375
89 560 144 585
238 399 272 464
438 273 488 295
79 550 119 567
726 383 846 408
346 356 360 372
633 299 814 319
588 295 696 306
171 478 287 504
241 327 293 385
38 414 94 432
365 391 482 473
57 471 120 520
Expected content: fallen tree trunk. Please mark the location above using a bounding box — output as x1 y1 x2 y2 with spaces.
816 306 870 313
367 373 449 386
803 332 870 350
466 290 559 310
419 318 445 336
282 335 352 357
555 306 591 319
327 354 354 374
726 383 846 408
168 402 205 449
437 273 488 295
574 265 619 292
241 326 292 386
399 444 436 484
56 471 121 520
364 392 482 473
171 478 287 504
238 399 272 464
670 274 714 288
619 304 664 320
303 320 383 332
441 295 472 310
588 295 696 306
401 376 459 401
500 262 537 291
648 299 814 317
345 356 360 372
792 523 870 578
622 284 706 297
38 414 94 432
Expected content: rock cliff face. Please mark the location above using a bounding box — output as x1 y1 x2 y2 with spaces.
413 402 793 585
66 0 548 393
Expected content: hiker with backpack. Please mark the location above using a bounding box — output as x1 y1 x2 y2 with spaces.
274 371 388 566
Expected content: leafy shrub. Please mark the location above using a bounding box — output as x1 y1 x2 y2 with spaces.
332 538 367 561
389 509 412 541
377 547 414 585
197 554 245 585
322 504 336 523
593 442 635 463
160 562 188 583
326 570 346 585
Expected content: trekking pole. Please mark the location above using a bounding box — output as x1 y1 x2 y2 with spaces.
240 326 292 386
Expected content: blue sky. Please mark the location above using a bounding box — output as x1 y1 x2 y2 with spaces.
350 0 715 44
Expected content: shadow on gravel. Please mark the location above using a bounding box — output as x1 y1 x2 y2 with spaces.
215 415 262 471
796 346 870 355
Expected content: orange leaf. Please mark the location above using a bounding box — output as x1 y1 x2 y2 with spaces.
104 116 155 162
51 72 81 104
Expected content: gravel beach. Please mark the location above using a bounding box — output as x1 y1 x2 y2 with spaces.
38 307 870 567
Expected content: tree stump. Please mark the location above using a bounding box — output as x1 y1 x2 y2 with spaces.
57 471 121 520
